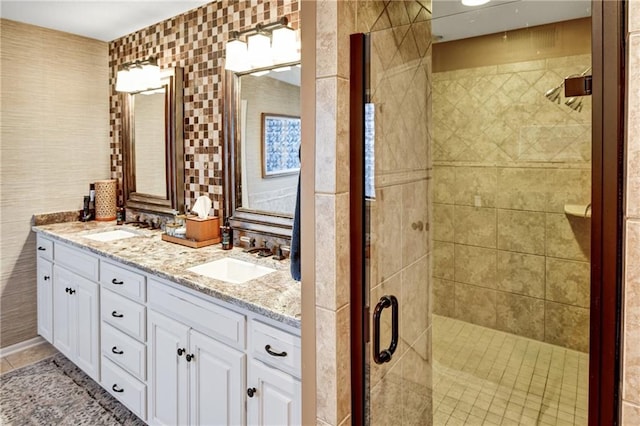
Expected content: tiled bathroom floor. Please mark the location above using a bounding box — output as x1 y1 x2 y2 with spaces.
0 341 58 375
432 315 589 426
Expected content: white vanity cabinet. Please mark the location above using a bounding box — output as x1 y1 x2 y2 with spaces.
247 320 302 426
147 280 246 426
51 245 100 382
36 235 54 343
98 261 148 421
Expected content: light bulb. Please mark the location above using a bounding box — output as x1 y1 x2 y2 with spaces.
271 27 298 64
248 33 272 68
225 39 249 72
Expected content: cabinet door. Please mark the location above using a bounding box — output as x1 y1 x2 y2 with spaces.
37 257 53 343
75 276 100 381
53 266 75 359
189 329 245 426
247 359 301 426
148 310 189 426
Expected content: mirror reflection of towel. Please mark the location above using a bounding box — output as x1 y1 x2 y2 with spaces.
290 172 301 281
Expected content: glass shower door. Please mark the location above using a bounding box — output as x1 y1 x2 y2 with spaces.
350 2 434 424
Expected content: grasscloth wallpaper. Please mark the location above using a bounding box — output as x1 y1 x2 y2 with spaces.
108 0 299 218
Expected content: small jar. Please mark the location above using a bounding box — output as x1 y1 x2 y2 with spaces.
165 223 179 237
175 214 187 227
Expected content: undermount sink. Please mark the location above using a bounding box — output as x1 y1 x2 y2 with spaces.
83 229 140 242
187 258 276 284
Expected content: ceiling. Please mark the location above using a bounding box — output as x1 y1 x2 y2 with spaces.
0 1 211 42
432 0 592 43
0 0 591 44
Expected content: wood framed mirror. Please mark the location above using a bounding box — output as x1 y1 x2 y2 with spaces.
224 62 301 239
121 67 184 215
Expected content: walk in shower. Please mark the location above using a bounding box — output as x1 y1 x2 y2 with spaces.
351 1 593 424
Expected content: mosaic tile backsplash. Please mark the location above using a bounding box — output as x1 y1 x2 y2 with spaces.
108 0 299 218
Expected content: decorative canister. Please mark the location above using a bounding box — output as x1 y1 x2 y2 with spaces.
94 179 117 221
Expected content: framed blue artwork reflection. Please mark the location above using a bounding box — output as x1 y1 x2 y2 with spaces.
261 113 301 178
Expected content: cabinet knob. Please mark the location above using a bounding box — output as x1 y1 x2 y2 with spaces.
44 275 50 281
247 387 257 398
112 346 124 355
177 348 186 356
65 287 70 293
37 246 46 251
111 278 124 285
411 221 424 231
112 384 124 393
186 353 195 362
111 311 124 318
69 288 75 295
265 345 287 357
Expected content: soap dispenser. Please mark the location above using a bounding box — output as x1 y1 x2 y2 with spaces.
221 219 233 250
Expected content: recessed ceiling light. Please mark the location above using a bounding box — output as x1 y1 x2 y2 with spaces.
462 0 490 6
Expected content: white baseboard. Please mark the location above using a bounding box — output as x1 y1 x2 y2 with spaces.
0 336 47 357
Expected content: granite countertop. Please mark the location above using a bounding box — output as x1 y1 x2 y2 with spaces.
32 221 301 329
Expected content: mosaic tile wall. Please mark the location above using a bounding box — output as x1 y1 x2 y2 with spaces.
432 54 592 352
108 0 299 218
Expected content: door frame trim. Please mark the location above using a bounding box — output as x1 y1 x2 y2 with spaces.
589 1 626 424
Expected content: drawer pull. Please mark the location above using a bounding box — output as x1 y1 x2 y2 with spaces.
112 384 124 393
111 278 124 285
265 345 287 357
112 346 124 355
37 246 46 251
186 354 195 362
177 348 185 356
247 387 257 398
111 311 124 318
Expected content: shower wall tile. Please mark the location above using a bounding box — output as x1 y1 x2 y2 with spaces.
315 77 338 194
402 179 429 267
454 206 497 248
433 203 454 242
401 255 431 346
433 44 592 349
454 167 497 208
497 209 545 255
630 0 640 34
623 219 640 405
627 33 640 218
546 168 591 214
433 166 455 204
496 292 545 341
622 402 640 426
454 245 497 289
546 257 590 308
376 186 404 282
546 213 591 262
545 301 590 352
433 278 455 317
433 241 454 281
400 328 433 424
315 193 350 311
455 283 497 329
496 251 545 298
496 168 547 211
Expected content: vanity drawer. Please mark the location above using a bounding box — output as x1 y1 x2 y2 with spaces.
36 235 54 261
148 279 246 349
101 322 146 381
101 261 146 303
101 356 146 421
55 242 98 281
250 320 301 378
101 288 146 341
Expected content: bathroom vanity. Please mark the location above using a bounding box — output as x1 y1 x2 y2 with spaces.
33 221 301 425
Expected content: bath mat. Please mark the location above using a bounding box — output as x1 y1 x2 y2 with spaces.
0 353 145 425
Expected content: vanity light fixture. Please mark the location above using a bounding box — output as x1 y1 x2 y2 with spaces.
224 17 300 73
115 57 161 93
461 0 490 6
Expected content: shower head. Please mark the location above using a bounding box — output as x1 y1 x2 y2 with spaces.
565 97 583 112
545 85 563 103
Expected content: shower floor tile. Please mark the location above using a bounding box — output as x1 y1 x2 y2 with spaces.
432 315 588 426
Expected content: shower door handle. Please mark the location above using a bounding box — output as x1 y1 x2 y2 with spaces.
372 295 398 364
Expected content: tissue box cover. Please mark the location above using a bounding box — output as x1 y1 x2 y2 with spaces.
185 216 220 242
